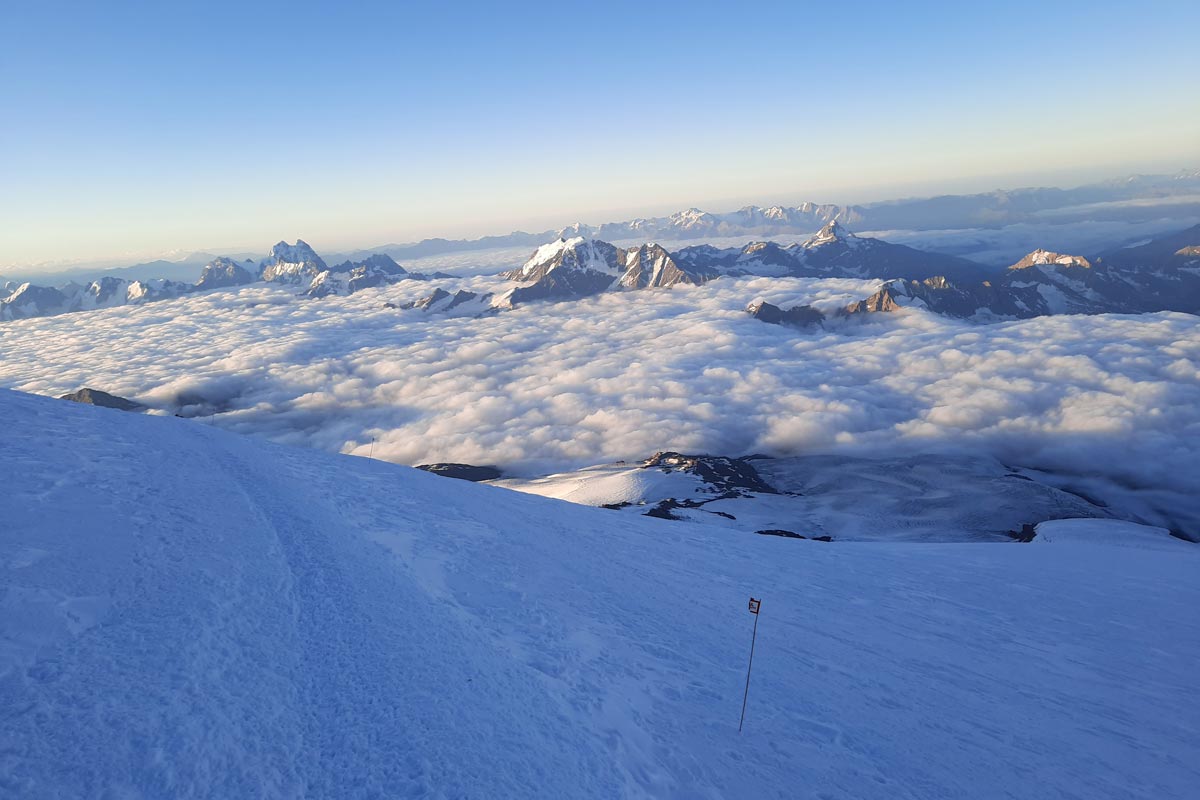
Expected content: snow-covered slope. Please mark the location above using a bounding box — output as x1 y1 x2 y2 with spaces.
2 388 1198 798
492 452 1123 542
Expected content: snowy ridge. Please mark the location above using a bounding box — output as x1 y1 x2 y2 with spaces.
1011 248 1092 270
2 388 1198 797
493 452 1135 542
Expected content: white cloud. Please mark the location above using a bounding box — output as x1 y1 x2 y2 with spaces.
1 261 1198 532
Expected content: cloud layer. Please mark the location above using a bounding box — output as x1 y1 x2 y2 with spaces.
2 259 1198 531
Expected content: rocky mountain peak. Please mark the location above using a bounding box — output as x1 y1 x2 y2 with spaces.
1010 249 1091 270
807 220 851 246
506 237 621 283
844 283 904 315
196 257 255 291
261 240 328 283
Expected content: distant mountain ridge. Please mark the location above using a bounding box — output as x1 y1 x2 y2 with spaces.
7 225 979 321
342 169 1200 263
746 223 1200 325
9 168 1197 286
5 221 1199 324
0 241 452 322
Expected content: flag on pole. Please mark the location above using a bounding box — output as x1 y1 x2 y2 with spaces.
748 597 761 614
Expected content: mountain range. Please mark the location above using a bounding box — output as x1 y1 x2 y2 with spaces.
396 221 1200 321
6 222 1200 324
0 242 450 321
335 169 1200 263
746 223 1200 325
10 168 1195 288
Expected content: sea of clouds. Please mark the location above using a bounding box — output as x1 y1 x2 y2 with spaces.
2 251 1198 533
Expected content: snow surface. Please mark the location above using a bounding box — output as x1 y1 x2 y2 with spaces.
493 462 706 508
1031 518 1188 550
2 388 1199 798
494 453 1121 542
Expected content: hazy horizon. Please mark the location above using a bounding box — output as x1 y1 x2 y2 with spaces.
5 161 1197 275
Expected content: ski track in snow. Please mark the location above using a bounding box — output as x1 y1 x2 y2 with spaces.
1 390 1199 798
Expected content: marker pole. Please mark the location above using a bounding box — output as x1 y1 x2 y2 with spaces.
740 602 761 732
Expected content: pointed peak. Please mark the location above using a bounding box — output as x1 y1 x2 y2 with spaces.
806 220 852 246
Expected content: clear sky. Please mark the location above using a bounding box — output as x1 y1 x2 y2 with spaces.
2 0 1198 269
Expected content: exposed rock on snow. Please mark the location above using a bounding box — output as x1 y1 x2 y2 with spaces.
746 224 1200 328
416 463 504 482
58 387 144 412
1010 249 1092 270
494 452 1124 542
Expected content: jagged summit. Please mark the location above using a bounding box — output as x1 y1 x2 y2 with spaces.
506 237 621 283
806 220 852 246
1010 249 1091 270
196 257 255 291
498 236 718 304
260 240 328 284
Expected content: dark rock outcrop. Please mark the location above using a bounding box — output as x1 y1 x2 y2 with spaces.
641 452 777 496
416 463 503 482
59 388 144 412
745 300 825 327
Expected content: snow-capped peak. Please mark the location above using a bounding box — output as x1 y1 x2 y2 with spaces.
805 220 852 246
1010 249 1091 270
532 237 584 266
669 208 715 230
503 237 625 283
267 239 322 264
260 240 328 284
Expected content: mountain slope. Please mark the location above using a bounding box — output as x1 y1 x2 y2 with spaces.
492 451 1122 542
2 388 1198 798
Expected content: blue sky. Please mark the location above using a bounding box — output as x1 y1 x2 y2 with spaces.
2 0 1198 268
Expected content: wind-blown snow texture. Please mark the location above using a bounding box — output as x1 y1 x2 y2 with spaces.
1 389 1197 798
